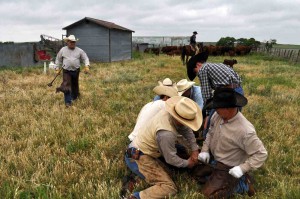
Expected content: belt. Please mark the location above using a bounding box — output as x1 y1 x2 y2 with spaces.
216 84 240 89
125 147 144 160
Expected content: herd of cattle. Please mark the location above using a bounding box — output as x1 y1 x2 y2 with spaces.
144 45 253 57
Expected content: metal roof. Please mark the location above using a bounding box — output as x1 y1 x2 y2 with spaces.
62 17 134 32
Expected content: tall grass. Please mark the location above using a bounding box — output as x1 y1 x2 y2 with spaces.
0 53 299 198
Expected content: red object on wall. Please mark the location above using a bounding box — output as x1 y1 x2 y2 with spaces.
36 50 51 61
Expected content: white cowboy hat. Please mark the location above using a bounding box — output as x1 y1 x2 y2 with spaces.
177 79 195 96
153 85 178 98
64 35 79 42
166 96 202 131
158 78 173 86
157 78 178 91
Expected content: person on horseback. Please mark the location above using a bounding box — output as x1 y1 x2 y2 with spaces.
190 31 199 54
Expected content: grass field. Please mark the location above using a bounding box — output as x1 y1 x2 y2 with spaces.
273 44 300 49
0 52 299 198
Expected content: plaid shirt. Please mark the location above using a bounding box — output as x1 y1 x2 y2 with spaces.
198 63 242 111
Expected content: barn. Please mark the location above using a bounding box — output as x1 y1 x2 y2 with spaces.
63 17 134 62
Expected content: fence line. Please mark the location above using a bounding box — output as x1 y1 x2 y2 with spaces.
255 47 300 64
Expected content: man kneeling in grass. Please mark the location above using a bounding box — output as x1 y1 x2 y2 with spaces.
196 88 268 198
123 96 202 199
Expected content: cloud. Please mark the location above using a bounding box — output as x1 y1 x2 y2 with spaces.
0 0 299 44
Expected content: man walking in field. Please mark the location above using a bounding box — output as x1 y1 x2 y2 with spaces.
123 96 202 199
55 35 90 107
196 88 268 198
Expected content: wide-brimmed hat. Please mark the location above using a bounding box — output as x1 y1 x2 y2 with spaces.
166 96 202 131
193 31 198 34
64 35 79 42
158 78 174 87
186 51 209 80
204 88 248 109
177 79 195 96
153 85 178 98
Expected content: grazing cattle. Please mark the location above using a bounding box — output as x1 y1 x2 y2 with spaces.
161 46 178 54
235 45 252 56
223 59 238 68
166 49 181 56
144 47 160 56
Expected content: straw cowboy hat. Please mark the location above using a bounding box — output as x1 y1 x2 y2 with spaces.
166 96 202 131
153 85 178 98
204 88 248 110
158 78 176 87
64 35 79 42
186 51 209 81
177 79 195 96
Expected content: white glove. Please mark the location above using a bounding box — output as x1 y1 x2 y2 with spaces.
229 166 244 178
198 152 210 163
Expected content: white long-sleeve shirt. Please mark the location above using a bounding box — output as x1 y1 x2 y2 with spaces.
55 46 90 71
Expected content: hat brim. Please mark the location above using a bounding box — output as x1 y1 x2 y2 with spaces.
64 38 79 42
178 82 195 96
153 86 178 98
165 96 203 131
186 52 209 81
205 91 248 109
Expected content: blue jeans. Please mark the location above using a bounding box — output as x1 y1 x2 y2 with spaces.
62 69 80 105
124 153 144 199
125 153 145 180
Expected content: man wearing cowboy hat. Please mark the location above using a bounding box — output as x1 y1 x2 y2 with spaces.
186 51 244 128
124 96 202 199
55 35 90 107
177 79 204 109
196 88 267 198
190 31 199 53
153 78 177 101
128 84 178 141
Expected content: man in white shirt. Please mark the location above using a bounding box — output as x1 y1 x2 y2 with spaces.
55 35 90 107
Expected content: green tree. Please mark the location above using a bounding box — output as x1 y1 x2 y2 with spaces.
216 37 236 47
236 37 261 48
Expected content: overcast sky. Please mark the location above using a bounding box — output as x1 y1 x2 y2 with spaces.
1 0 300 44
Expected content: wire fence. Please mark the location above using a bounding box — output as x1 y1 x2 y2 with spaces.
255 47 300 64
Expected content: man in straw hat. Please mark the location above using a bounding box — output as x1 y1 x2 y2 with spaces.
122 84 178 198
128 84 178 141
153 78 177 101
55 35 90 107
186 51 244 129
177 79 204 109
195 88 267 198
123 96 202 199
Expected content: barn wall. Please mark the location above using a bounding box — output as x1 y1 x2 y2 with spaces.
110 30 132 62
66 22 110 62
0 43 42 67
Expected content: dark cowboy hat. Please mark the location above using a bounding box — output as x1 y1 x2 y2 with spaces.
204 88 248 109
186 51 209 81
193 31 198 34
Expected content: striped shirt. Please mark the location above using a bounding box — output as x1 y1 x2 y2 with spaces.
197 62 242 108
55 46 90 71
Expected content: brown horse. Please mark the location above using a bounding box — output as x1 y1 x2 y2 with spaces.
181 42 204 65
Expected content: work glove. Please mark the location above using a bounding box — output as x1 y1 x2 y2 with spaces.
198 152 210 163
55 68 61 75
229 166 243 178
83 66 89 74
